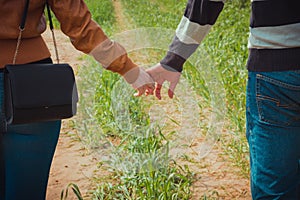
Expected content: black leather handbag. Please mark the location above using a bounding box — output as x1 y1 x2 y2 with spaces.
3 0 78 125
4 63 78 124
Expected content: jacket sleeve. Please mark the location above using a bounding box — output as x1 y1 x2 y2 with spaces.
48 0 137 75
160 0 225 72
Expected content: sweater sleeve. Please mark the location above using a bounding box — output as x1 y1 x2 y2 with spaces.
160 0 225 72
49 0 137 75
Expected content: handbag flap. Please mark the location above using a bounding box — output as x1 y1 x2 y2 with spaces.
4 63 78 109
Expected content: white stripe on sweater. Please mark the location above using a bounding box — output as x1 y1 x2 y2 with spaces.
175 16 211 45
248 22 300 49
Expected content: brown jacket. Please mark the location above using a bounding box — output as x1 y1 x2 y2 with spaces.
0 0 136 75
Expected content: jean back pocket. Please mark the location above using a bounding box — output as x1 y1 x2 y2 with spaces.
256 73 300 127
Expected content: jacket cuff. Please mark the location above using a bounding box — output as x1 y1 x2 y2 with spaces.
160 51 185 72
123 67 154 89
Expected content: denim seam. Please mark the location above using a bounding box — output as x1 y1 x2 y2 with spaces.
255 75 266 124
257 74 300 90
256 95 297 108
256 74 300 108
255 74 300 126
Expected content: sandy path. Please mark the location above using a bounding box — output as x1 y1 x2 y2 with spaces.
42 30 99 200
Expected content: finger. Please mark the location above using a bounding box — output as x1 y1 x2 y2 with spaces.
145 88 154 96
134 87 145 97
147 84 155 95
155 84 162 100
144 89 151 96
145 90 152 96
134 83 155 97
168 89 174 99
142 83 154 96
168 81 178 99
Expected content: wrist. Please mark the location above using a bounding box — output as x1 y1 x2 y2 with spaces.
160 51 184 72
123 67 153 89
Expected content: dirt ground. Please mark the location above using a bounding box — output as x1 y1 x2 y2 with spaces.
43 30 100 200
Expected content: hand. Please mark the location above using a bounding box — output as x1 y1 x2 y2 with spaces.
147 63 181 100
123 67 155 97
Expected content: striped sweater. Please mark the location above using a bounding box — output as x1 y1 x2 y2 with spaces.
161 0 300 72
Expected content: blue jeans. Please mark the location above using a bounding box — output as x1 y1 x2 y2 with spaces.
246 71 300 199
0 71 61 200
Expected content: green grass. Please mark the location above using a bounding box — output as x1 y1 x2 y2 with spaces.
77 55 193 199
92 128 193 200
74 0 251 199
121 0 186 29
61 183 84 200
75 1 195 198
201 0 250 176
85 0 116 34
119 0 251 176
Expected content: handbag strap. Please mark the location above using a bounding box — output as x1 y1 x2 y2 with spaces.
12 0 29 64
13 0 60 64
45 0 60 63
